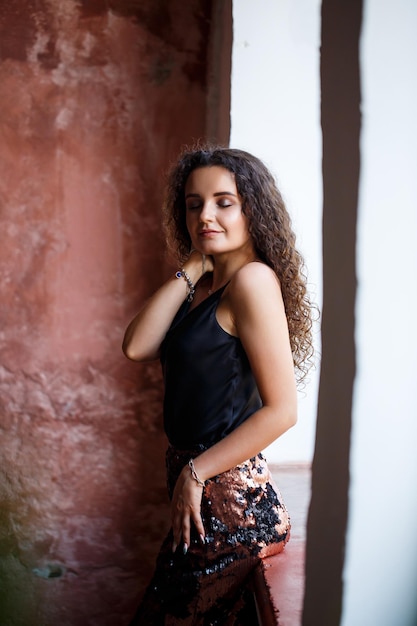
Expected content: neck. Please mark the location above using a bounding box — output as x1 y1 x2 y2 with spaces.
209 249 258 293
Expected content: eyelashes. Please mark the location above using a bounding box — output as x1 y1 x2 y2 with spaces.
186 200 233 211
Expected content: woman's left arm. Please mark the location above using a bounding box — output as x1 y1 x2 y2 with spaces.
171 263 298 551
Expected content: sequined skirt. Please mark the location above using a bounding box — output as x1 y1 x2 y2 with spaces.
130 446 290 625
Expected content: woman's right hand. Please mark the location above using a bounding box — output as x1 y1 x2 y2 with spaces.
122 251 210 362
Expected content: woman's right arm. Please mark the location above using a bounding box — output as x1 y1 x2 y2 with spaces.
122 252 206 362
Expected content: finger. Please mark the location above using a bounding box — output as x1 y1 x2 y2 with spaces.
191 509 206 543
172 523 182 549
182 514 191 553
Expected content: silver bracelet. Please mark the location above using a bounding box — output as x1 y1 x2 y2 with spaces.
175 269 195 302
188 459 205 488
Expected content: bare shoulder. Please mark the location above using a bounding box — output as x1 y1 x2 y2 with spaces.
229 262 282 301
218 263 285 336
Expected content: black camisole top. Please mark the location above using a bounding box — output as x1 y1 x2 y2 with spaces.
160 285 262 449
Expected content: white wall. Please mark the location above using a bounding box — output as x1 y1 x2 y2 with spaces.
342 1 417 624
230 0 322 463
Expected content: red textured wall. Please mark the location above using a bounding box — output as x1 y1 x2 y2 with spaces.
0 1 230 624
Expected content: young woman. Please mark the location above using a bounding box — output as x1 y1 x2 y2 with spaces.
123 146 315 625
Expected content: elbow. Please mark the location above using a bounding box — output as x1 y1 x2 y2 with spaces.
122 343 144 362
122 338 159 362
288 409 298 430
122 344 136 361
122 336 139 361
277 404 298 437
122 327 143 361
287 401 298 430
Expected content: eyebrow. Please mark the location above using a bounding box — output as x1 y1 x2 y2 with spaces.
185 191 237 199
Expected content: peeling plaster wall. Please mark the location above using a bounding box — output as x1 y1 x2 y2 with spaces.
0 1 225 624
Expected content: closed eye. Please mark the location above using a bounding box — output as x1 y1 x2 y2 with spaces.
186 201 202 211
185 191 238 211
217 198 233 208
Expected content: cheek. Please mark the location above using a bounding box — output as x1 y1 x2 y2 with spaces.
233 213 250 236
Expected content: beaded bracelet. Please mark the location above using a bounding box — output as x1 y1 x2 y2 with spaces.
188 459 205 488
175 269 195 302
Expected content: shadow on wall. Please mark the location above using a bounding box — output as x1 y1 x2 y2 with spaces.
0 1 231 624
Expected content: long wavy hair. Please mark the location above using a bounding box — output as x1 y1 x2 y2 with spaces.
163 145 316 383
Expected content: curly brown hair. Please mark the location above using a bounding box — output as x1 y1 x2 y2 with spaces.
163 145 316 384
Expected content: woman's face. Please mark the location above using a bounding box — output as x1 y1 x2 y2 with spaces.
184 166 253 259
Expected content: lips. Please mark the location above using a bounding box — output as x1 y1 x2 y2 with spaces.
198 229 221 237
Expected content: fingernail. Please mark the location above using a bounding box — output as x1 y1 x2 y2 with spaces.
183 543 188 555
200 534 205 544
172 542 177 554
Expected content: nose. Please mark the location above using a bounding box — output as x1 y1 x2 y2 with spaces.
199 200 215 223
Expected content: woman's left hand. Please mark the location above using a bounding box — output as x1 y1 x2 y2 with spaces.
171 464 205 554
